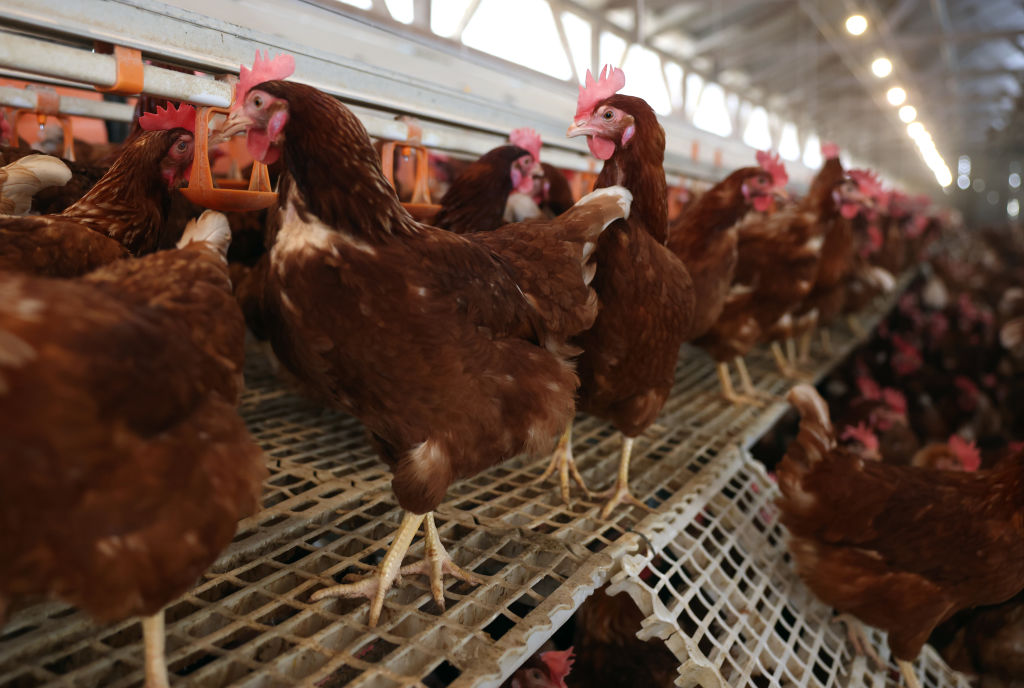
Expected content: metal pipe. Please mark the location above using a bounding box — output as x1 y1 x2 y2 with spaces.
0 30 232 106
0 85 134 121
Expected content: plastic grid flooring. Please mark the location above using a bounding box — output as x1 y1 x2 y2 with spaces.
0 272 968 688
605 448 973 688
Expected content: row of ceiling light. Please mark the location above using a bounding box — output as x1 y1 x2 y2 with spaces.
845 13 952 187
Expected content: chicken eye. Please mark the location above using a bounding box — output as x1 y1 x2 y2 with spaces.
253 95 263 108
176 140 188 152
603 110 614 120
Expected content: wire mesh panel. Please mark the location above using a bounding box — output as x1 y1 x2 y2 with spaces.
1 274 961 688
605 448 973 688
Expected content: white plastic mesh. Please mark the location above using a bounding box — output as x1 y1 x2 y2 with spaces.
607 448 974 688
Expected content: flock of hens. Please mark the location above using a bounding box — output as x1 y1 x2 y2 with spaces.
0 49 1020 688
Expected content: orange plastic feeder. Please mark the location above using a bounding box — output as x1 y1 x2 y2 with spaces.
180 105 277 212
380 119 441 222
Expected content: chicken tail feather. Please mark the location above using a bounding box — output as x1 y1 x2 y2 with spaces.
177 210 232 257
0 154 72 215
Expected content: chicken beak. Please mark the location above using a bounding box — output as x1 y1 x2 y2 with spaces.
567 121 595 138
217 109 253 140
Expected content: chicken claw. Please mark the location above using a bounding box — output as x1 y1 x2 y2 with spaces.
395 512 480 611
537 423 593 503
599 436 654 519
312 512 477 627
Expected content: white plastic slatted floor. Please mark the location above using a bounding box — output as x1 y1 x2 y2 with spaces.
0 272 969 687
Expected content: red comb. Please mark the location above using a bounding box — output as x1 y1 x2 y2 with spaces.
842 423 879 453
756 150 788 189
882 388 907 416
948 435 980 471
849 168 884 200
138 102 196 133
509 127 542 163
821 141 839 159
575 65 625 120
856 376 881 400
540 647 575 687
234 51 296 109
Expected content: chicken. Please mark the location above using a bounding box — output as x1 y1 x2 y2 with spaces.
941 590 1024 686
0 153 71 215
668 151 784 342
777 384 1024 688
508 128 574 218
0 103 200 277
0 210 267 687
792 147 875 354
218 53 633 626
548 65 695 516
695 146 850 403
501 647 575 688
431 144 537 232
567 585 679 688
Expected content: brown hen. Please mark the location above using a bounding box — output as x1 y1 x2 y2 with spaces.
218 56 632 627
0 211 266 687
777 384 1024 688
548 66 695 517
0 105 203 277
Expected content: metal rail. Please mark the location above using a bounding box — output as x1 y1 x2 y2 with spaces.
0 0 816 188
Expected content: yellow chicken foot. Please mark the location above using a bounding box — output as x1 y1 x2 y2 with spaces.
717 361 765 406
395 513 480 611
536 422 593 502
312 511 425 627
770 342 813 381
835 613 884 669
734 357 777 402
898 659 923 688
819 328 834 355
142 611 170 688
847 314 867 338
599 436 654 519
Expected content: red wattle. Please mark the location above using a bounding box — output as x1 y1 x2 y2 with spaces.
587 136 615 161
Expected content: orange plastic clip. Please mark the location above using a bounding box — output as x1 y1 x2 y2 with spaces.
179 106 276 212
94 43 144 95
13 88 75 161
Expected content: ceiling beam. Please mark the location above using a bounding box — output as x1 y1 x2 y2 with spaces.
690 8 797 59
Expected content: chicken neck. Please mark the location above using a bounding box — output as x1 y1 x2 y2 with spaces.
271 82 420 242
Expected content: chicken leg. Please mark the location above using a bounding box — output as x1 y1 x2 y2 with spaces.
898 659 923 688
819 328 833 355
716 361 764 407
536 422 593 503
142 611 170 688
599 436 654 518
835 613 884 668
847 314 867 338
798 329 814 364
311 511 479 627
735 357 777 403
770 342 813 381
